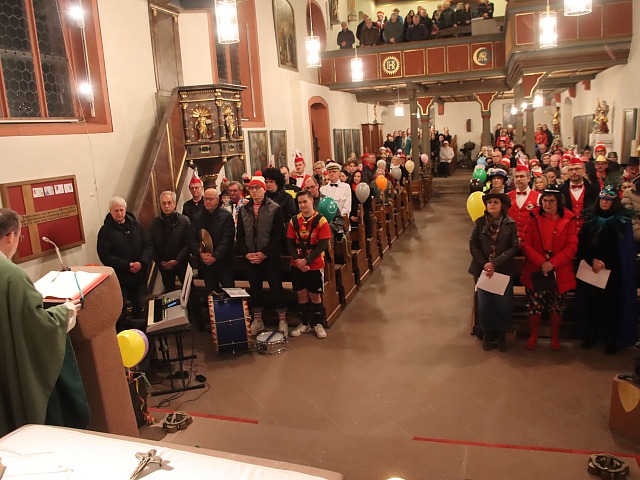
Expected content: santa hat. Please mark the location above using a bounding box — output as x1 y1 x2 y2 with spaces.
515 165 530 173
529 159 540 167
594 142 607 154
500 158 511 167
293 150 305 163
360 153 370 161
377 10 384 16
532 166 543 176
568 157 583 166
248 171 266 190
189 170 203 186
562 153 572 162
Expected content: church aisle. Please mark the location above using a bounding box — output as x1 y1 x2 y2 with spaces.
142 172 639 478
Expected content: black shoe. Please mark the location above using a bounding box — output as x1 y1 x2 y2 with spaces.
482 337 494 351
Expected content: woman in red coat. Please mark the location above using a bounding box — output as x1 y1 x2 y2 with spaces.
521 185 578 350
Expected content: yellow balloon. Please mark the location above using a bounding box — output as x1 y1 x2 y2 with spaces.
117 330 146 368
405 159 415 174
466 191 485 222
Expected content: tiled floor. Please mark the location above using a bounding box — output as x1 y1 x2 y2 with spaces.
141 171 640 479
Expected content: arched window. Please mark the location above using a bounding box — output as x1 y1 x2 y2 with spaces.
0 0 111 136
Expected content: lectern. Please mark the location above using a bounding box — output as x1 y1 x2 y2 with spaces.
67 266 139 437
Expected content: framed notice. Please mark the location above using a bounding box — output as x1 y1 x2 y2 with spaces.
0 175 84 263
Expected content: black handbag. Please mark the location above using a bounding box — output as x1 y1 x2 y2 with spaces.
531 270 557 291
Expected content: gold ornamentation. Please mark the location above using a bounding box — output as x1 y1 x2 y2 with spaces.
222 156 228 164
192 107 212 141
215 100 223 107
382 56 400 75
223 106 237 140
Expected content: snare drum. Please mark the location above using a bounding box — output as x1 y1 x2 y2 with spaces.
255 330 287 355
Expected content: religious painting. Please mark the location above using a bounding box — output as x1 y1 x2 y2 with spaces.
343 129 353 165
351 129 361 158
622 108 637 163
272 0 298 71
224 155 246 182
248 130 269 174
333 129 344 164
270 130 287 168
502 104 516 130
329 0 340 25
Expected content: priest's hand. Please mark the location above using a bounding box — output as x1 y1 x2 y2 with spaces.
64 298 81 332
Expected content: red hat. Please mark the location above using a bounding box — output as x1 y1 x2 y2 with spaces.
515 165 530 173
529 159 540 166
562 153 572 162
594 142 606 154
248 171 266 190
500 158 511 166
189 170 203 186
294 150 305 164
568 157 583 166
222 177 228 182
377 10 384 16
360 153 370 161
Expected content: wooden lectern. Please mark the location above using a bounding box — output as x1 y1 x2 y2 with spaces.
68 266 139 437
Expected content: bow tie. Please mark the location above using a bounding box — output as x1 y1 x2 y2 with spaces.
516 191 527 196
330 183 338 187
297 175 305 178
571 184 583 189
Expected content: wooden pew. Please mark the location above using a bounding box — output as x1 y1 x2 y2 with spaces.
392 196 404 236
323 242 343 327
349 205 371 285
399 188 410 229
374 197 390 256
411 179 426 209
333 216 358 305
422 172 432 204
365 203 382 269
381 194 397 246
406 183 415 223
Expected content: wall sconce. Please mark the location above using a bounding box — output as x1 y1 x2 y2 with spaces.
533 92 544 108
216 0 240 44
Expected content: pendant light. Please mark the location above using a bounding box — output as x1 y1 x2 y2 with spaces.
394 87 404 117
533 92 544 108
564 0 591 16
351 47 363 82
539 0 557 49
305 1 321 68
216 0 239 44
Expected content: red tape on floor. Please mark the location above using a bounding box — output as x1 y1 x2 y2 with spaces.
412 436 640 468
149 407 259 424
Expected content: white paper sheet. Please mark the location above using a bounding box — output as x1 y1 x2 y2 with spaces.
475 271 510 296
576 259 610 289
34 271 104 299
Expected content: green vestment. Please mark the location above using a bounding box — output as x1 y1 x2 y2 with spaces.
0 255 89 436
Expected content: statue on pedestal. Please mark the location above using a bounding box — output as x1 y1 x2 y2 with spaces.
592 99 610 134
552 106 561 135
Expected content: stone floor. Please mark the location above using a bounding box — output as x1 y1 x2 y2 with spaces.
141 170 640 479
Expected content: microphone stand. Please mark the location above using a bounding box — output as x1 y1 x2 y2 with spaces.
42 237 71 272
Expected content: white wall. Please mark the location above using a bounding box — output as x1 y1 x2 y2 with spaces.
0 0 159 279
559 0 640 156
179 13 214 86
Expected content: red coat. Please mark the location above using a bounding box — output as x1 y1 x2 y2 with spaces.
520 207 578 294
507 189 540 239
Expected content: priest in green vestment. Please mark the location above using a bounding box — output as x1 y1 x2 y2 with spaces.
0 208 89 437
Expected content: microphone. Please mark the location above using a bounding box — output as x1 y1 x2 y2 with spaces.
42 237 71 271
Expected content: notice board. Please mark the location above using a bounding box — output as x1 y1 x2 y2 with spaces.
0 175 85 263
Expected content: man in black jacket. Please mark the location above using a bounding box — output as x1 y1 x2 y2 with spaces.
150 191 195 293
236 173 288 336
182 171 205 223
97 196 152 329
337 21 355 49
192 188 235 293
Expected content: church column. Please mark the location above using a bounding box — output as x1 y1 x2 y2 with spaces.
525 104 535 154
473 92 496 147
408 83 420 180
417 95 435 176
514 83 524 145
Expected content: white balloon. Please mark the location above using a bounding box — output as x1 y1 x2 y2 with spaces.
405 160 415 174
355 182 371 204
390 166 402 180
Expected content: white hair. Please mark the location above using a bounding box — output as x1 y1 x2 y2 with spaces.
109 196 127 209
160 191 176 203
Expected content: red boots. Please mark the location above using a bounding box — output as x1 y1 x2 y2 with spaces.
527 313 562 350
527 314 540 350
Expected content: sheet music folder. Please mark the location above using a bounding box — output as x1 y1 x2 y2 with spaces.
34 270 109 302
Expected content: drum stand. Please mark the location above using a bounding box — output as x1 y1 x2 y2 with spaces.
148 324 205 396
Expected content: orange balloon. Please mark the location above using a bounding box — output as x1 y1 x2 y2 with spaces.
376 175 388 191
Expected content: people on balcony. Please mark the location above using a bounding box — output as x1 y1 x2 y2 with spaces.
383 12 404 44
360 17 381 47
478 0 494 18
403 10 415 40
406 14 429 42
456 3 472 28
337 21 355 49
